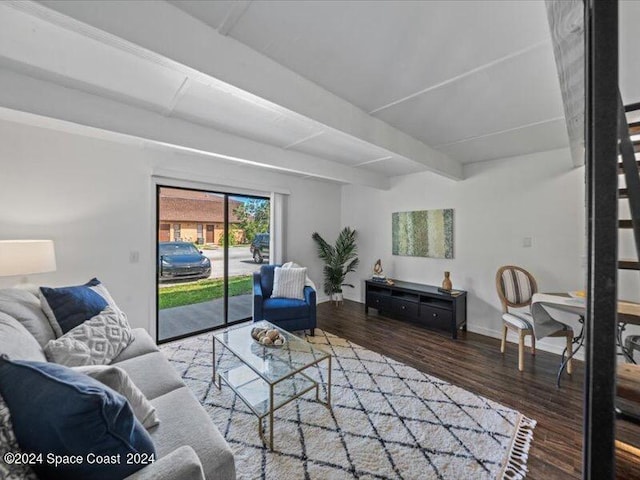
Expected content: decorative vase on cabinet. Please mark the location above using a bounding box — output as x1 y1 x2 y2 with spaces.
442 271 452 291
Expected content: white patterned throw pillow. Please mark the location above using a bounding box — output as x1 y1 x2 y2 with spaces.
271 267 307 300
44 307 133 367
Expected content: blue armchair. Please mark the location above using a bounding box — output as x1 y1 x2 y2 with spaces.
253 264 316 335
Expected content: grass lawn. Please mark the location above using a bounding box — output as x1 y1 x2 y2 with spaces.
159 275 253 310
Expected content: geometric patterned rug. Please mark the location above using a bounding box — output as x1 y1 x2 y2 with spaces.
160 328 535 480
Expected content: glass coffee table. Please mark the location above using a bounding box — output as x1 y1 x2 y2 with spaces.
212 321 332 450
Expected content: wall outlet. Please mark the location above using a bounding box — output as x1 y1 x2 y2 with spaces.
522 237 532 248
129 251 140 263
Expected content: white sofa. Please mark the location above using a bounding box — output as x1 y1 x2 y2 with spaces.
0 288 236 480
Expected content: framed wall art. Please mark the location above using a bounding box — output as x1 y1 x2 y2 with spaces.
392 209 454 259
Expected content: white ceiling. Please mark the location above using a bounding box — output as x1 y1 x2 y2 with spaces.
0 0 573 187
171 0 569 164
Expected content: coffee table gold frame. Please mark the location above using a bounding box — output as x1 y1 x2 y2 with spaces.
212 328 332 451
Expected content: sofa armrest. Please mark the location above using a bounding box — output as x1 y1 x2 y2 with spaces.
124 446 205 480
303 286 316 305
253 272 264 320
304 286 317 326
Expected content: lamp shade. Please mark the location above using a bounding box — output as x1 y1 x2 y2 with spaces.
0 240 57 277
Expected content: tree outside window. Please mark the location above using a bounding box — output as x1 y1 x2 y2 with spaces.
233 199 270 243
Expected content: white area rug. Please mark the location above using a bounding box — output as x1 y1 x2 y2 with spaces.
161 329 535 479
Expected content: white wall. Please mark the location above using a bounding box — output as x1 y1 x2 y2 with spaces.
0 117 608 357
341 148 587 356
0 119 341 336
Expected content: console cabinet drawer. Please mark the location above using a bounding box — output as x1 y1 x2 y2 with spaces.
366 293 390 311
420 305 452 330
391 298 419 317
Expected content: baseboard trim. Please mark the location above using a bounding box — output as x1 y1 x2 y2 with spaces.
467 324 585 361
340 296 585 361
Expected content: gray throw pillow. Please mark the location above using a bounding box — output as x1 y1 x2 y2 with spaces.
0 312 47 362
0 288 55 347
44 307 133 367
73 365 160 430
0 394 38 480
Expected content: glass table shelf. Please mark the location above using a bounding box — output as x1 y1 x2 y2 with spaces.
213 320 331 383
219 364 317 417
213 321 332 450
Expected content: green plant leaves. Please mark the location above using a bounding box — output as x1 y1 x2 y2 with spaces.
312 227 359 295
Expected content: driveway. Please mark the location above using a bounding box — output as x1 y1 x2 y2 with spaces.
159 245 266 287
201 245 266 278
202 245 260 278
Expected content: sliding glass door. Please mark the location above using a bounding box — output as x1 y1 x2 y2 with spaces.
227 196 270 323
156 186 270 342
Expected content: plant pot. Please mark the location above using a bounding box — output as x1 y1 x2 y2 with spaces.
331 292 344 305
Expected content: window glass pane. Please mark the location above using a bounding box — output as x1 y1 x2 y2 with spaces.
157 187 222 341
228 196 270 324
157 188 270 342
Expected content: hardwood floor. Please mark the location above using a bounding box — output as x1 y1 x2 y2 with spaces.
316 300 640 479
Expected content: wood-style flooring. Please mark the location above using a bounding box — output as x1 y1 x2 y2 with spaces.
316 300 640 479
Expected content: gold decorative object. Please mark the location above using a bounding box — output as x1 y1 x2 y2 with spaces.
251 327 286 348
373 259 383 276
372 259 388 285
442 271 452 291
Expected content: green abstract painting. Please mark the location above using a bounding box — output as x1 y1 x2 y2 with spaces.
392 209 454 258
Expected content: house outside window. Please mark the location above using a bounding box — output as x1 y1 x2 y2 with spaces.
157 188 246 245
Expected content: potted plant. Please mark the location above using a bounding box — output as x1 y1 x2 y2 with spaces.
311 227 359 304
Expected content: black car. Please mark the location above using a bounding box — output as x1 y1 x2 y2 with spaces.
250 233 269 264
159 242 211 281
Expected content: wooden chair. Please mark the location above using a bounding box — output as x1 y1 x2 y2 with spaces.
496 266 537 371
496 266 574 373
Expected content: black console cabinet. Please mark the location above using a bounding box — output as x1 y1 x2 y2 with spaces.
365 280 467 339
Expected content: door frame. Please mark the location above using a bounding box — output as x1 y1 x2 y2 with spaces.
154 183 270 344
583 0 618 477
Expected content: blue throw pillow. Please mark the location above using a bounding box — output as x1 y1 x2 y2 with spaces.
0 357 156 480
40 278 108 335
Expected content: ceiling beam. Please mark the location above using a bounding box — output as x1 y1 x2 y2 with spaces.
282 132 324 149
0 67 390 189
32 0 463 180
218 1 252 36
164 76 191 116
545 0 584 168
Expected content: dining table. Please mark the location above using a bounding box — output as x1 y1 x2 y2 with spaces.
530 292 640 387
